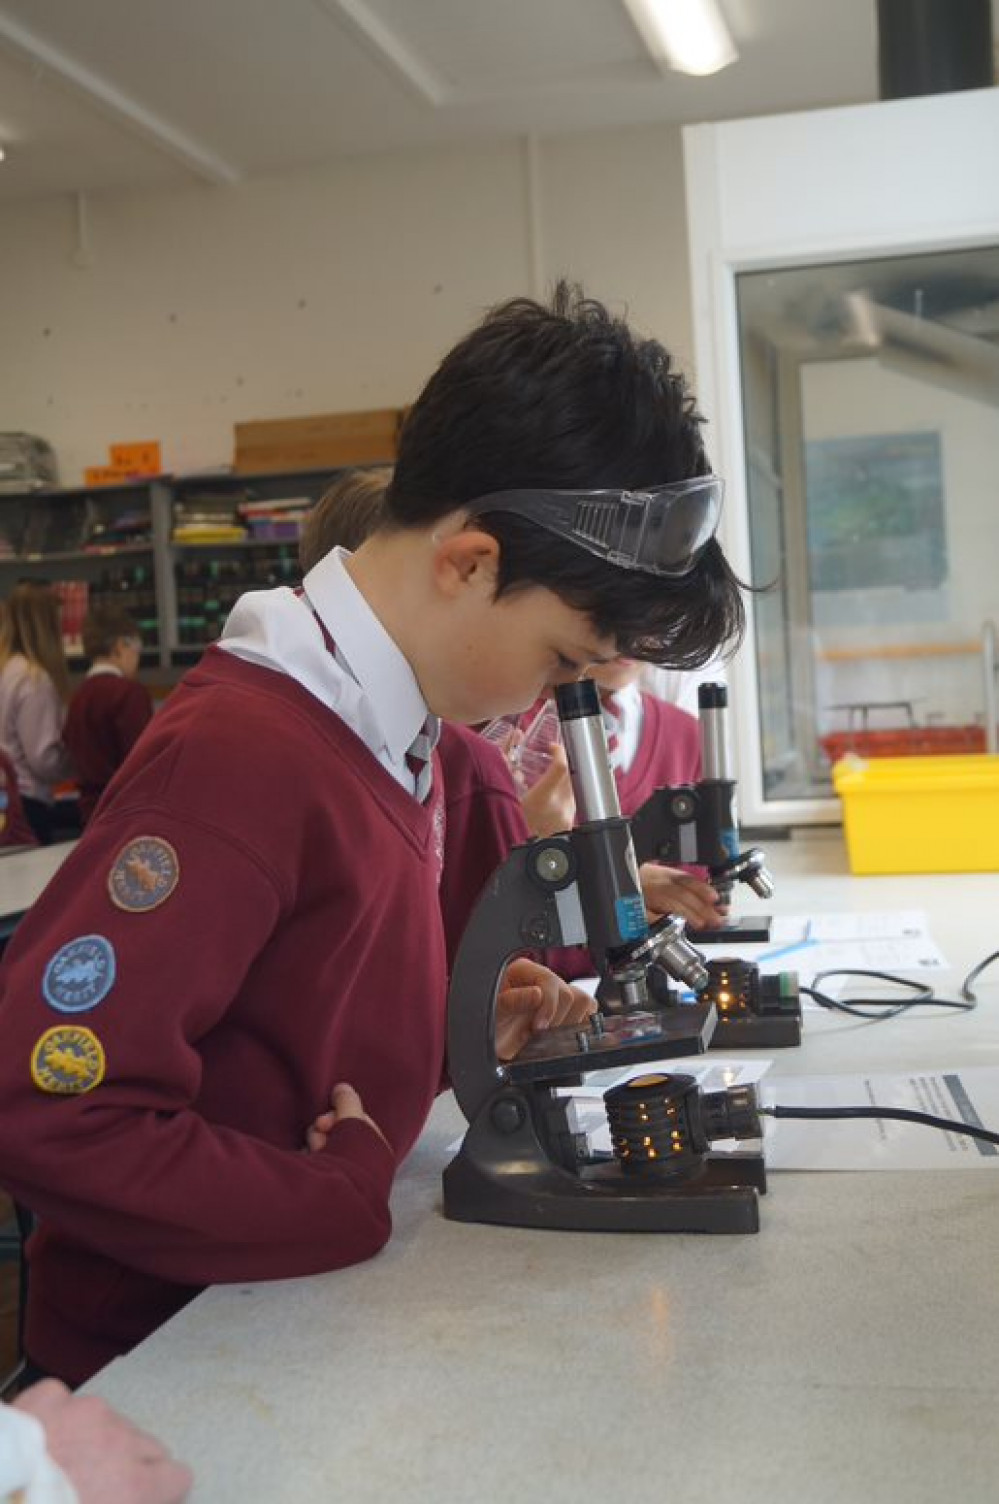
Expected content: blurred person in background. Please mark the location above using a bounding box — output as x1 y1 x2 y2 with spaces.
0 583 73 845
64 606 154 827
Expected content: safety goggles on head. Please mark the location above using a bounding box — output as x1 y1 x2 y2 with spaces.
463 474 723 578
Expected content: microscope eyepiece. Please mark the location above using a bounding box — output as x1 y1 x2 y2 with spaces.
697 682 728 710
555 680 601 720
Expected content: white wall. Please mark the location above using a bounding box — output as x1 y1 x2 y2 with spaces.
0 123 694 485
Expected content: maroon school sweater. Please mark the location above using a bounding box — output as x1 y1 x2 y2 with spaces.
0 646 447 1384
615 693 702 816
438 724 529 967
64 672 154 825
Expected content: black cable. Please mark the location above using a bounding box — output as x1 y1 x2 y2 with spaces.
960 948 999 1002
761 1102 999 1148
802 964 979 1021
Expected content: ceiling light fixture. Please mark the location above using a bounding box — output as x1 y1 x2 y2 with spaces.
622 0 738 77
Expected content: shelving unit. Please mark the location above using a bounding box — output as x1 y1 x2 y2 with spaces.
166 467 342 655
0 467 347 671
0 478 165 667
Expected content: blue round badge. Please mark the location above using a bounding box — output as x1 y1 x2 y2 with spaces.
42 935 117 1015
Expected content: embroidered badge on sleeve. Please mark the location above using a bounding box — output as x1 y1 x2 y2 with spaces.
31 1025 106 1095
42 935 117 1014
108 836 180 913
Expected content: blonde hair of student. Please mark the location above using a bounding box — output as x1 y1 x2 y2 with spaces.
299 467 392 572
0 582 73 703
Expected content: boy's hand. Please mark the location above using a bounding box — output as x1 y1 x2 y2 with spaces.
13 1379 193 1503
519 744 576 837
639 862 727 931
305 1082 391 1155
495 957 595 1061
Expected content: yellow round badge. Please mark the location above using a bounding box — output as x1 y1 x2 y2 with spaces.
108 836 180 913
31 1025 106 1095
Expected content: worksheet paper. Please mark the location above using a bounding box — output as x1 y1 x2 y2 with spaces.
758 1067 999 1170
710 909 949 998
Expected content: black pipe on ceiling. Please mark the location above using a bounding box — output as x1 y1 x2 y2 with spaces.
876 0 995 99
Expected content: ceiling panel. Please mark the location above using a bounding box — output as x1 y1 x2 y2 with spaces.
0 0 990 204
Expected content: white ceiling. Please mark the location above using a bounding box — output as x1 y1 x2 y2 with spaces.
0 0 993 204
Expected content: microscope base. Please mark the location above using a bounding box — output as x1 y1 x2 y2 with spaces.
444 1094 763 1234
688 914 772 945
709 1012 802 1049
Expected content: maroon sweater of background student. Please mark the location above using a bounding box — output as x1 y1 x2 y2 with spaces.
64 673 154 825
0 647 447 1385
615 692 702 815
437 724 529 967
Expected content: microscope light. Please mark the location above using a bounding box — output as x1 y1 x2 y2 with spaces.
604 1071 760 1178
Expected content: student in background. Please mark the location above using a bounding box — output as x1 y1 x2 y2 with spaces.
298 467 393 569
2 1378 192 1502
64 607 154 827
0 584 73 846
590 654 723 929
0 283 743 1387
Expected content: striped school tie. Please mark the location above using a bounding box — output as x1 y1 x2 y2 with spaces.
600 691 625 771
304 590 440 804
405 715 441 805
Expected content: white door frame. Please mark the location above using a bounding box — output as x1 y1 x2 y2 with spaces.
683 88 999 826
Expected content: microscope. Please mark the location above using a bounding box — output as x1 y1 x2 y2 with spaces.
444 679 766 1235
630 682 802 1049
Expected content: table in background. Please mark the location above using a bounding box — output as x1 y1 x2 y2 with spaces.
0 842 76 943
87 829 999 1503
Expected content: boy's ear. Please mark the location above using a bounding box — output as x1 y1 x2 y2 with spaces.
431 528 500 597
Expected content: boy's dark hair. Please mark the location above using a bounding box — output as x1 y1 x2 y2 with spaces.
82 604 140 662
385 282 744 668
299 467 392 571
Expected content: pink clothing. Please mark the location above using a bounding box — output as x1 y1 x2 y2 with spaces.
0 655 71 803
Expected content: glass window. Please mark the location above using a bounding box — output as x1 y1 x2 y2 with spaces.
736 246 999 801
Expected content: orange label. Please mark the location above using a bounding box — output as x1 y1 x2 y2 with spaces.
83 465 137 486
108 441 162 473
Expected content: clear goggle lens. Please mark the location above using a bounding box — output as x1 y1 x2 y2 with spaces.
464 475 723 578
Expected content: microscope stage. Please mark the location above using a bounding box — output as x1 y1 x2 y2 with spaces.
506 1001 716 1085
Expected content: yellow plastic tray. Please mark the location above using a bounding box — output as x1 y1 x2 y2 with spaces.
832 752 999 875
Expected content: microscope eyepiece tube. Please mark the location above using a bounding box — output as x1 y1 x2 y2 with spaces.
555 680 620 822
697 681 731 782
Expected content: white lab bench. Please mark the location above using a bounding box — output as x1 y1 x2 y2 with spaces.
85 829 999 1503
0 842 76 940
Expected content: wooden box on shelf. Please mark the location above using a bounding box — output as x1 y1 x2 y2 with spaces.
233 409 403 474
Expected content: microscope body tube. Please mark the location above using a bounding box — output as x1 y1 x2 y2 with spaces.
697 682 739 868
555 682 650 966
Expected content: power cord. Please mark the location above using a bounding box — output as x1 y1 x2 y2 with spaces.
760 1102 999 1149
800 948 999 1021
959 947 999 1002
760 949 999 1147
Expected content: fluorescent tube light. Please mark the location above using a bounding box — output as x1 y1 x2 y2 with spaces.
622 0 738 77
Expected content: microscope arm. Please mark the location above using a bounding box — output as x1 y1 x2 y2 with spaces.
447 835 585 1125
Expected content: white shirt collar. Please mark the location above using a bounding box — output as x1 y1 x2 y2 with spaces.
600 679 643 773
302 547 430 767
86 662 125 678
220 548 430 780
